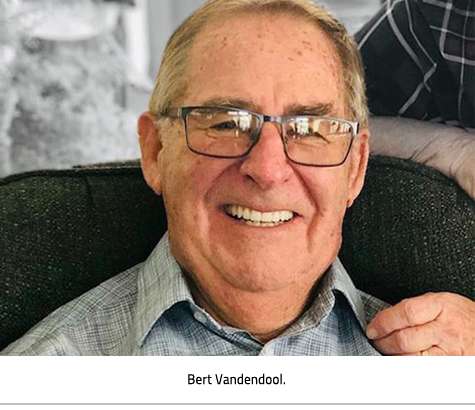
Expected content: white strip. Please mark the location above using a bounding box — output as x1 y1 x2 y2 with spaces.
438 0 452 62
457 2 471 123
399 64 437 115
423 0 475 16
436 32 475 64
405 0 435 65
440 54 475 66
388 0 427 74
431 25 475 41
357 0 403 49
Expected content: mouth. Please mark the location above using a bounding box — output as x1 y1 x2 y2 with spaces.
224 204 296 227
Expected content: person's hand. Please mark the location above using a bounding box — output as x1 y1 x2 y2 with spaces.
366 292 475 356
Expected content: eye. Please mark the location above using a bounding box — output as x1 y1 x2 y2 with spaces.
287 127 325 140
210 120 238 131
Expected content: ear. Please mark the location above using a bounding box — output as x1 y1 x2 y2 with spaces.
346 128 370 208
138 111 163 195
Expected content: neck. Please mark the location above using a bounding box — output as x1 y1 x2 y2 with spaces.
186 274 319 343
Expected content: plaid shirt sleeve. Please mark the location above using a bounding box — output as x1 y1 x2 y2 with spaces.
355 0 475 129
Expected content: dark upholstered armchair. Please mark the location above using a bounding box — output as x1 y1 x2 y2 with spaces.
1 155 474 351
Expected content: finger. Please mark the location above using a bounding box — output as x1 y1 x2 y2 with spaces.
367 293 442 340
372 321 440 355
400 346 447 357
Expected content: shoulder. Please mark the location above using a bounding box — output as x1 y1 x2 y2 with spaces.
1 263 142 356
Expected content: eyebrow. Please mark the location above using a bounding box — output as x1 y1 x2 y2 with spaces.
201 98 335 116
285 103 334 116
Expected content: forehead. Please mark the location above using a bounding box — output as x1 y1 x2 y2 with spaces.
184 12 345 115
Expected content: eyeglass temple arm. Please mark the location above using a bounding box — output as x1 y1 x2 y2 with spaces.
161 107 184 118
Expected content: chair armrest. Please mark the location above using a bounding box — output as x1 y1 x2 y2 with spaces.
369 116 475 199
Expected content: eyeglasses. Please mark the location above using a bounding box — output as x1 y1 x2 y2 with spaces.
162 106 359 167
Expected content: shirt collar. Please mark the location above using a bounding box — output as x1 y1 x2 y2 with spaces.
134 233 194 346
280 257 369 337
324 257 369 330
134 234 369 345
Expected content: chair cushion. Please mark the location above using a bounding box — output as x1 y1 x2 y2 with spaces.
0 155 474 350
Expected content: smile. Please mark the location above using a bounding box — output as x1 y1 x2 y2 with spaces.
224 204 295 227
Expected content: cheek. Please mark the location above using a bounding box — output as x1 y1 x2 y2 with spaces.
303 167 351 212
160 142 231 224
302 167 351 249
160 134 206 193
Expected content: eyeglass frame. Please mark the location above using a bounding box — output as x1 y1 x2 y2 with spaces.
161 105 360 167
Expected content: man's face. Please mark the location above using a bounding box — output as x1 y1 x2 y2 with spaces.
141 13 369 298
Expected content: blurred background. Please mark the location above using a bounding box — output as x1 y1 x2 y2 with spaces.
0 0 382 177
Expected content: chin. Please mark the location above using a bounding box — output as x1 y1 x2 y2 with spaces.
214 252 313 293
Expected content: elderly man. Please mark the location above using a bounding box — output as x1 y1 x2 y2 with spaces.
2 0 474 356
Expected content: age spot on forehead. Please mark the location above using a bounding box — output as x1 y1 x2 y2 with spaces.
220 35 228 49
302 42 314 52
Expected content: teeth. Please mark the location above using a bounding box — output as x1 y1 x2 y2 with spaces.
225 205 294 225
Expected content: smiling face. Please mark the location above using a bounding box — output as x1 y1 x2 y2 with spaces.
140 12 369 317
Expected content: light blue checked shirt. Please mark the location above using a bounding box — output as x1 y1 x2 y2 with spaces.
2 234 389 356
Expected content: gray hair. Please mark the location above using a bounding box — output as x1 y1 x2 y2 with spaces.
149 0 369 127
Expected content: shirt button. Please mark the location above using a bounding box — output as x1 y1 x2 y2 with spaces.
194 311 207 324
265 345 275 355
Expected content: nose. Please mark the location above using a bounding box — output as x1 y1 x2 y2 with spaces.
239 122 293 189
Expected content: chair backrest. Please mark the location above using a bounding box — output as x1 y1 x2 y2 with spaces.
339 156 475 305
1 155 474 350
